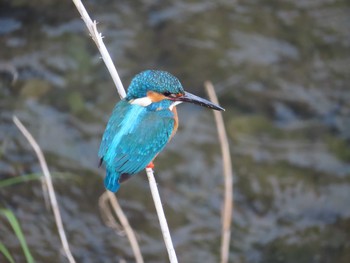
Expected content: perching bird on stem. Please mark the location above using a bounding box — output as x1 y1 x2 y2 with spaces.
98 70 224 192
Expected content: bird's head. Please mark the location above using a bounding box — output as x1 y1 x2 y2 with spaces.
126 70 224 111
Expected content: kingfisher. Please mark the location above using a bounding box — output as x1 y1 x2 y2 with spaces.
98 70 224 192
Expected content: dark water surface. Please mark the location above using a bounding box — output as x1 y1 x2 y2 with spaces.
1 0 349 262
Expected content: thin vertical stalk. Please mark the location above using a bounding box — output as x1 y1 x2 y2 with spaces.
146 168 178 263
13 116 76 263
205 81 233 263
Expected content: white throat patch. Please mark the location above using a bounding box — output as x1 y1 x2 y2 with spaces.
130 97 152 107
169 101 182 110
130 97 182 110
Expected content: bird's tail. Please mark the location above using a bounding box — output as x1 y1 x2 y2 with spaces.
104 169 120 192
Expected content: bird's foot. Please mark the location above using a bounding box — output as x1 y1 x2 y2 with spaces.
146 161 154 169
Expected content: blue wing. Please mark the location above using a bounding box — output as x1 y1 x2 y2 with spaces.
98 100 131 160
99 100 175 186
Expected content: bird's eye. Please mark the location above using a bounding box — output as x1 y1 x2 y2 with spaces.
163 91 171 96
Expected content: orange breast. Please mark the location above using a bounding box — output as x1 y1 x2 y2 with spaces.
170 106 179 139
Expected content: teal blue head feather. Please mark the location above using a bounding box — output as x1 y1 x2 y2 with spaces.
126 70 184 100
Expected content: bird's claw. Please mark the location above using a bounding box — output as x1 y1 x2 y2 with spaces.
146 162 154 169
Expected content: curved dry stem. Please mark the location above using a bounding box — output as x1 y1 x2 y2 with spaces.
13 116 76 263
99 191 144 263
204 81 233 263
98 192 125 235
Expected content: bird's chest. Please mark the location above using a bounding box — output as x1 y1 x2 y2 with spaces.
170 106 179 138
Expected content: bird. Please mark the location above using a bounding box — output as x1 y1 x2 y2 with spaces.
98 70 224 192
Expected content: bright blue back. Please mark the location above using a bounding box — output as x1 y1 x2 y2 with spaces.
99 100 175 191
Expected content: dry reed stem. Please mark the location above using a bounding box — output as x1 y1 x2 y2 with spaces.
146 167 178 263
71 1 177 262
98 193 124 234
204 81 233 263
13 116 76 263
98 192 144 263
71 0 126 99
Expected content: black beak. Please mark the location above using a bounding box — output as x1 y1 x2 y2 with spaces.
171 91 225 111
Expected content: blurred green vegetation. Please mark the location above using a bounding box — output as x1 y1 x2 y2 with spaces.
0 209 35 263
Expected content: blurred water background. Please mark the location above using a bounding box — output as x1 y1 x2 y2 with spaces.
0 0 349 262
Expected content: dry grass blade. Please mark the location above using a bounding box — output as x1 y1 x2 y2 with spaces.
204 81 233 263
99 191 144 263
108 192 144 263
98 192 124 234
13 116 76 263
